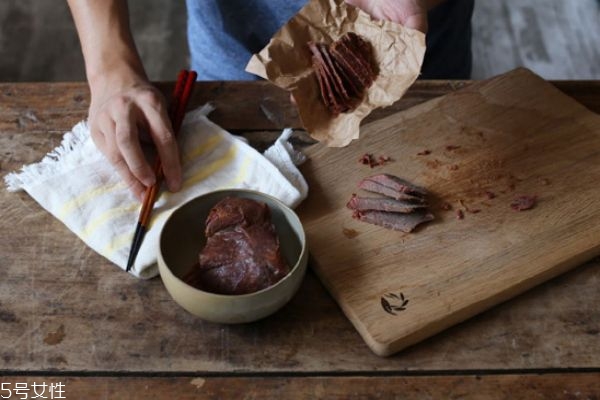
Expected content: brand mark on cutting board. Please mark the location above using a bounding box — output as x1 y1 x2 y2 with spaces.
381 292 409 315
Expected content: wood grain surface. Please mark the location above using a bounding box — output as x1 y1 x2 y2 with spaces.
1 80 599 136
1 78 599 396
298 68 600 356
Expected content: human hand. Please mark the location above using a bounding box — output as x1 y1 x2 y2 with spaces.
88 73 182 200
344 0 429 33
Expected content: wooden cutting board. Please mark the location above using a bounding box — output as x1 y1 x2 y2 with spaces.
296 68 600 357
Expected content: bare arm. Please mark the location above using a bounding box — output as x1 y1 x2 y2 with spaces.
67 0 181 199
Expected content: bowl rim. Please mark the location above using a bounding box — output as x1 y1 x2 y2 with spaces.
159 188 308 299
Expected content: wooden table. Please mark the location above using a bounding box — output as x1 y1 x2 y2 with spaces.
1 80 599 398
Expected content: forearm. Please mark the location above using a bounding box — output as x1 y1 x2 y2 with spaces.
66 0 146 93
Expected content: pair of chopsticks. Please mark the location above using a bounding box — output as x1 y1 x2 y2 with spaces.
126 69 198 272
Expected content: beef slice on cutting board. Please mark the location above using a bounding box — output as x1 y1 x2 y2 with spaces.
296 68 600 356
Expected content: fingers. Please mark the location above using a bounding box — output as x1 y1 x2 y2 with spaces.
112 155 148 201
90 123 147 201
114 106 156 188
88 85 182 200
140 94 182 192
344 0 429 33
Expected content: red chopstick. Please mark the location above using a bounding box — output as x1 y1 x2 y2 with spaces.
126 69 197 272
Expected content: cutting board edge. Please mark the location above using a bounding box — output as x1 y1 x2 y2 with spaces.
300 67 600 358
359 246 600 357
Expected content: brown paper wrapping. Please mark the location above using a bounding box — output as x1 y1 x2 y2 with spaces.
246 0 426 147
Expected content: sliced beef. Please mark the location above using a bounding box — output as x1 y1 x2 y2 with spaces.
185 196 290 295
310 32 378 115
309 42 352 114
346 194 426 213
358 180 425 202
349 173 434 233
358 174 427 203
332 32 376 87
361 173 428 196
352 209 435 233
317 43 353 103
332 55 362 97
313 59 344 115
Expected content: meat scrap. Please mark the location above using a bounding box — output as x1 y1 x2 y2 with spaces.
484 190 496 200
310 32 378 116
440 202 453 211
358 153 375 167
342 228 359 239
358 153 392 168
445 145 461 151
184 197 290 295
350 173 434 233
511 195 537 211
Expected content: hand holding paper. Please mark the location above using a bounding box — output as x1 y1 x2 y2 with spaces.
246 0 426 147
344 0 429 33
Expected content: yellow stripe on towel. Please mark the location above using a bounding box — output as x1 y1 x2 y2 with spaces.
182 134 224 165
104 208 173 259
103 231 134 259
220 152 251 188
57 181 127 220
80 202 139 241
181 144 238 189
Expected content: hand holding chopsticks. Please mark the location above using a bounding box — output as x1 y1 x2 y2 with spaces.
126 69 197 272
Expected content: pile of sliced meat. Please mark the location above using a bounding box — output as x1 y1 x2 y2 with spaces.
347 174 435 233
309 32 378 116
184 196 290 295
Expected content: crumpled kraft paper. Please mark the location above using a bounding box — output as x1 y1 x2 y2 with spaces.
246 0 426 147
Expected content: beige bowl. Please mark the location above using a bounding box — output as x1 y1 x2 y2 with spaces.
158 189 308 324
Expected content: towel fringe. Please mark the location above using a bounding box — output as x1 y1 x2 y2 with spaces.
5 104 218 192
278 128 307 166
263 128 309 208
4 121 91 191
182 103 215 125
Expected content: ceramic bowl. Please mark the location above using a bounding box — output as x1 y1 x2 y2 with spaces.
158 189 307 324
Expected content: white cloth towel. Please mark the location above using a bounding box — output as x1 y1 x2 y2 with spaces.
4 105 308 278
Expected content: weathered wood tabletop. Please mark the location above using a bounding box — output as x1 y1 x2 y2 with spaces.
1 80 599 399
